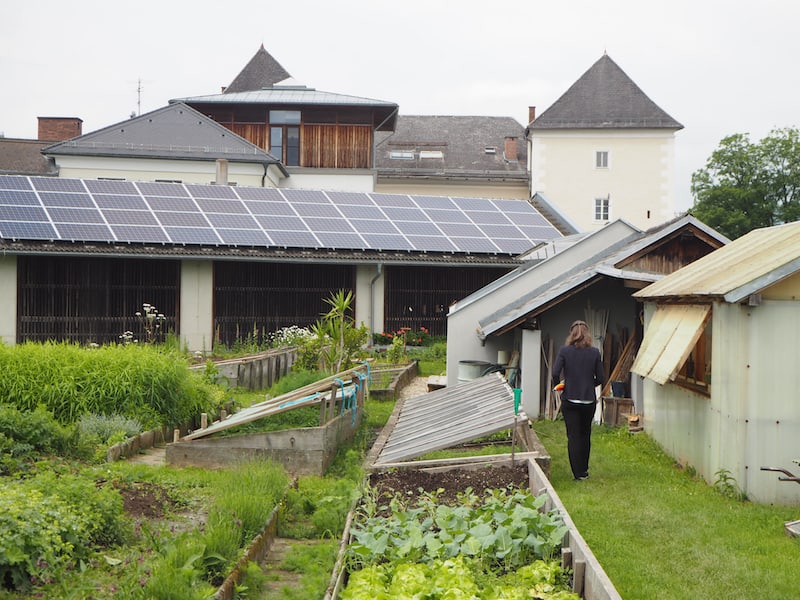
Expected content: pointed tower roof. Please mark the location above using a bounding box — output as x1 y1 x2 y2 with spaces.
531 54 683 130
224 44 292 93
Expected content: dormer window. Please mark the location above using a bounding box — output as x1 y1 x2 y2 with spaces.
484 147 497 155
389 150 414 160
419 150 444 159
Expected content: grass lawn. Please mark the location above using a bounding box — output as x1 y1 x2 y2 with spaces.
531 419 800 600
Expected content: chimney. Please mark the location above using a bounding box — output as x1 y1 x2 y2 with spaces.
504 137 518 162
38 117 83 142
215 158 229 185
528 106 536 124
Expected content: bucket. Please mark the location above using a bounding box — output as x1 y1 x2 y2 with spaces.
458 360 492 383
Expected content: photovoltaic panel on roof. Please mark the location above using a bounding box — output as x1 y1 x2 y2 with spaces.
0 175 562 253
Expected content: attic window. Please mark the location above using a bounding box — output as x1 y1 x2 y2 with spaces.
484 147 497 154
419 150 444 159
389 150 414 160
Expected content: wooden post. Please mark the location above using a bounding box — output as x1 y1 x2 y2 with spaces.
201 413 208 429
173 428 180 443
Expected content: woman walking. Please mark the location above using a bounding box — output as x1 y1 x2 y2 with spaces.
552 320 605 481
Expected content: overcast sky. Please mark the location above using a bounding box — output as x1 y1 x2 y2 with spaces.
3 0 799 211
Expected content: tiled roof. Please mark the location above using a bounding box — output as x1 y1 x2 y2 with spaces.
375 115 527 180
42 103 283 168
531 54 683 130
0 138 56 176
224 44 292 93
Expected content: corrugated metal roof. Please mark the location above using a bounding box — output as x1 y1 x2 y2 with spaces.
631 304 710 384
373 374 520 466
634 221 800 303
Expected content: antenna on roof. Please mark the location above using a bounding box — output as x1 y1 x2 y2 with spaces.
137 77 142 116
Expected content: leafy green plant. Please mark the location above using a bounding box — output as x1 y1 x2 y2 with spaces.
279 476 358 539
713 468 746 501
348 486 568 574
385 336 406 364
77 413 142 444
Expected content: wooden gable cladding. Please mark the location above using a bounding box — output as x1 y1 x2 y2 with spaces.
617 228 723 275
303 124 372 168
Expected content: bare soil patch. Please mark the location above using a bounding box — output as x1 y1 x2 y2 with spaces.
368 463 529 505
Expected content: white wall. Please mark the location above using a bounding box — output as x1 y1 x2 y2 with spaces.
179 260 214 354
530 129 676 231
0 255 16 344
376 179 529 200
53 155 279 187
279 168 376 192
355 264 384 335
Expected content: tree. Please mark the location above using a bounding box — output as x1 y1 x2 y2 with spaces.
689 128 800 239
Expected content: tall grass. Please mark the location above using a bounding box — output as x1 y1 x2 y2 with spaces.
0 342 220 428
532 419 800 599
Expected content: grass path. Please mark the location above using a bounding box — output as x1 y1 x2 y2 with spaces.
531 419 800 600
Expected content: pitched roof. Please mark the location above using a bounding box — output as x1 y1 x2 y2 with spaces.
174 87 398 131
475 215 726 338
0 138 56 176
531 54 683 130
374 115 528 181
634 220 800 303
42 103 284 169
224 44 292 93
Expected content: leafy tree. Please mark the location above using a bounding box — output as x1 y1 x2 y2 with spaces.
689 127 800 239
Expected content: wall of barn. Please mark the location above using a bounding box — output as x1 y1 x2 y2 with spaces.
0 255 17 344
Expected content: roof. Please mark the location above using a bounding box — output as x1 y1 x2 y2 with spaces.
41 103 284 169
224 44 292 93
0 175 563 259
475 215 727 338
530 54 683 130
634 220 800 303
374 115 527 181
0 138 56 176
172 87 399 131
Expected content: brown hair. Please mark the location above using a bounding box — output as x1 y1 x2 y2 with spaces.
565 320 593 348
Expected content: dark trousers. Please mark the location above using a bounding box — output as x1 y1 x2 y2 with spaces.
562 400 596 479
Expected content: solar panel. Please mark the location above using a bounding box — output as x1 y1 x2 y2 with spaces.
0 221 58 239
48 207 106 225
39 192 95 208
31 178 86 193
0 189 39 205
0 205 48 221
55 223 114 240
103 210 159 226
165 227 221 245
135 181 189 197
145 197 198 212
0 175 563 254
155 211 210 228
0 176 33 190
85 180 138 195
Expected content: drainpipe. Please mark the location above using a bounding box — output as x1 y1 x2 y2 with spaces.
370 263 383 343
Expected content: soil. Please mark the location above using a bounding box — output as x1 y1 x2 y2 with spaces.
368 463 529 506
115 480 176 519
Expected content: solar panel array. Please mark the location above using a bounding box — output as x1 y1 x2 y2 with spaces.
0 176 560 254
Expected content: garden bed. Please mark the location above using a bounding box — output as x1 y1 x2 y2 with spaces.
326 455 622 600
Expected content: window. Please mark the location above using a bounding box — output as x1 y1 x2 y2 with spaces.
419 150 444 159
269 111 301 166
484 147 497 155
594 196 610 221
389 150 414 160
596 150 609 168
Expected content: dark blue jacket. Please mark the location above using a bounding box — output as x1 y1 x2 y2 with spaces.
552 345 605 401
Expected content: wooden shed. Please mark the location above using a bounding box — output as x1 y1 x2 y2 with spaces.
632 220 800 504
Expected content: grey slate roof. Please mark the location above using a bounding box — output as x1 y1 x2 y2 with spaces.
42 103 285 170
0 138 56 176
224 44 292 93
375 115 528 180
531 54 683 130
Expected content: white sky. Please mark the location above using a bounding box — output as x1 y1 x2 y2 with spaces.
3 0 799 211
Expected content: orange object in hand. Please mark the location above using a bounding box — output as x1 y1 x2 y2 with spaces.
554 382 565 392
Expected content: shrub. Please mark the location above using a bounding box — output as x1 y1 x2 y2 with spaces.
77 413 142 444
